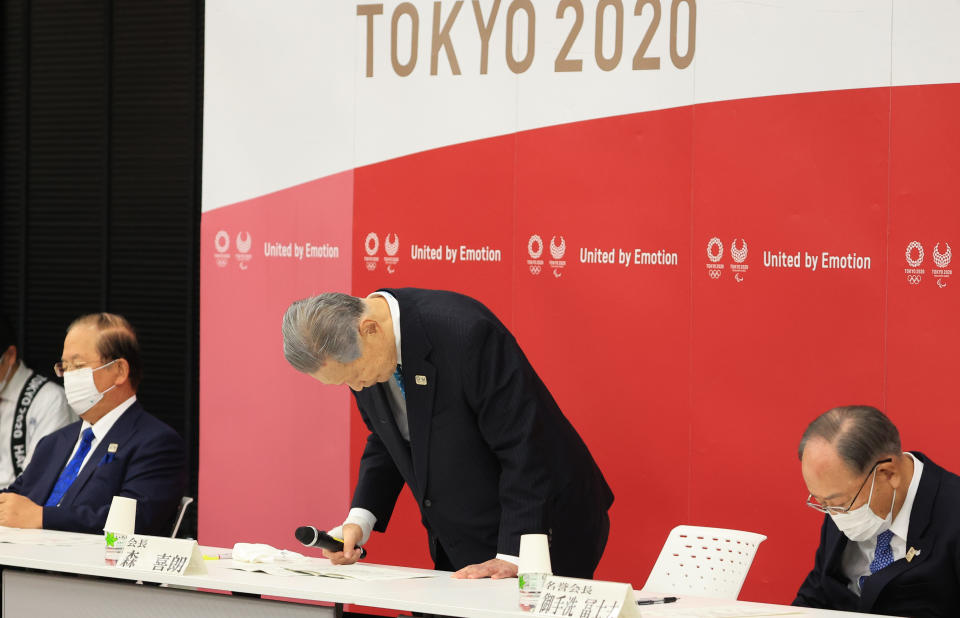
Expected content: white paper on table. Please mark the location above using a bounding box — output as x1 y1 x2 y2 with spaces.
230 559 437 581
230 562 302 577
232 542 304 563
285 563 437 581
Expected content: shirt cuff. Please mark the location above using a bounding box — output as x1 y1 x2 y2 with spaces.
496 553 520 566
342 507 377 546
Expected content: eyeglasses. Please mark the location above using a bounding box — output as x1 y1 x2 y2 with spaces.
53 358 110 377
805 457 893 515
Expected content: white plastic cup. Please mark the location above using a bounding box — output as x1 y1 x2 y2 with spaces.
518 533 552 610
104 496 136 565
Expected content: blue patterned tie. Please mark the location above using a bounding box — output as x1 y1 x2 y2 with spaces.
859 529 895 589
45 428 95 507
393 365 405 399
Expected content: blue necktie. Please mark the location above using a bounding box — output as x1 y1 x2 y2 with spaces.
45 428 95 507
859 529 895 589
393 365 405 399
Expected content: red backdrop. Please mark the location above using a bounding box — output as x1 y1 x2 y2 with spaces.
200 84 960 603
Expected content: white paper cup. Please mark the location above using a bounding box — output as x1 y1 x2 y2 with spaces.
518 533 552 575
104 496 136 565
104 496 136 534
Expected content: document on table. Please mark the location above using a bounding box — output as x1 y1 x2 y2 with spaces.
230 559 438 581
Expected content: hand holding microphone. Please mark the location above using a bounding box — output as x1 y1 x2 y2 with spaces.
295 523 367 564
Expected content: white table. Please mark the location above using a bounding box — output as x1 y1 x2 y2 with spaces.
0 529 880 617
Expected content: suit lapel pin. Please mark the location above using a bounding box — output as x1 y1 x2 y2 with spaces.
415 375 427 386
906 547 920 562
100 443 120 466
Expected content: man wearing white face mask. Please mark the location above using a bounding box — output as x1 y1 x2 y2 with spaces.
794 405 960 617
0 313 185 535
0 314 75 488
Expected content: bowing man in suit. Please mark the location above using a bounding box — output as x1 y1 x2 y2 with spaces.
795 405 960 617
0 313 185 536
282 288 613 579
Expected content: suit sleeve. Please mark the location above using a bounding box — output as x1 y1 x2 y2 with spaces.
42 428 186 535
462 319 554 557
4 432 58 496
793 517 832 608
350 399 406 532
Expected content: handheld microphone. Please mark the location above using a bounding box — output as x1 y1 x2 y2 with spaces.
294 526 368 559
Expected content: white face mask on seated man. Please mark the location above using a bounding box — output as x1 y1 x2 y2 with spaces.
829 466 896 543
63 360 117 416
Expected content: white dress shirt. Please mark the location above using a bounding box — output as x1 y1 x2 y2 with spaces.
61 395 138 474
0 362 76 488
842 452 923 595
336 292 519 567
371 290 402 365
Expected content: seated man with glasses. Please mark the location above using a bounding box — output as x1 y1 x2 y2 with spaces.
0 313 185 536
795 405 960 616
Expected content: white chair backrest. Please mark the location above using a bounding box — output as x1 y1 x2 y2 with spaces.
640 525 767 600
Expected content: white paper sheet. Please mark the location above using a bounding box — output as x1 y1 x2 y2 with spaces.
229 558 437 581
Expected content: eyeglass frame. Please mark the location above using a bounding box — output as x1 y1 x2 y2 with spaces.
53 357 118 378
805 457 894 515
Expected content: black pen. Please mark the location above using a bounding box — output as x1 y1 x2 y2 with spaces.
636 596 678 605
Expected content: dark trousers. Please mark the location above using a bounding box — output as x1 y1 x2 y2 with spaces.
432 538 457 572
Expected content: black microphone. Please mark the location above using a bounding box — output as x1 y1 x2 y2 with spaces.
294 526 368 559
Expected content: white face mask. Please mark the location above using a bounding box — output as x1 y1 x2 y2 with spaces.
829 468 896 543
63 360 117 415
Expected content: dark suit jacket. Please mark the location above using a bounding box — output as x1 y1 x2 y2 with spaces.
4 401 186 536
352 288 614 576
794 452 960 617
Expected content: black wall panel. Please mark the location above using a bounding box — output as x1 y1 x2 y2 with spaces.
1 0 202 537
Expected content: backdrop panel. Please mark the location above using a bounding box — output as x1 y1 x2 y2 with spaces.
886 84 960 471
201 0 960 603
689 88 890 598
513 107 694 582
200 174 353 551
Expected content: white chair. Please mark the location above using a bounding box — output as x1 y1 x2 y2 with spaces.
640 525 767 600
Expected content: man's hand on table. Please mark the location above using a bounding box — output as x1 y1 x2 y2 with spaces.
322 523 364 565
452 558 518 579
0 493 42 528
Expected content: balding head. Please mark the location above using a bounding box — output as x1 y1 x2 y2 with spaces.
798 405 901 476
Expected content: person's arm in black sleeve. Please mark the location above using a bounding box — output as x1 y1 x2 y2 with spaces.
462 319 553 559
3 433 54 497
350 402 405 532
793 517 831 608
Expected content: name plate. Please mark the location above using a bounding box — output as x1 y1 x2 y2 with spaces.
533 576 640 618
116 534 207 576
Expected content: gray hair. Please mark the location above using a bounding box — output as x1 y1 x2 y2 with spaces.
798 405 902 474
282 293 365 373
